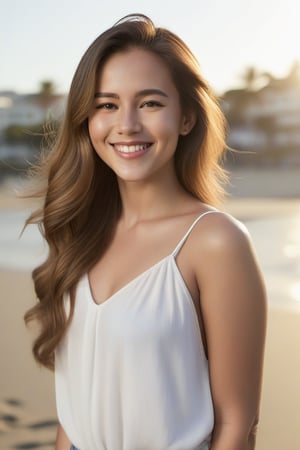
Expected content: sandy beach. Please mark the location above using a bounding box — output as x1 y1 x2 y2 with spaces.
1 168 300 449
0 270 56 449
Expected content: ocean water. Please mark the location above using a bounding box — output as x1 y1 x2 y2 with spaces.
1 209 300 308
245 212 300 312
0 209 47 271
246 214 300 308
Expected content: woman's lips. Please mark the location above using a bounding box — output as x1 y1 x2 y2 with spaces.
112 143 152 158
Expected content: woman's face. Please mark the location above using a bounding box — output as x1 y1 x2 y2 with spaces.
88 48 188 183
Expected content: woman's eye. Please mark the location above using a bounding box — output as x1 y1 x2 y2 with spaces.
141 101 163 108
95 103 117 110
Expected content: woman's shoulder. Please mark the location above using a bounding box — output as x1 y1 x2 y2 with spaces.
184 205 261 294
186 202 252 259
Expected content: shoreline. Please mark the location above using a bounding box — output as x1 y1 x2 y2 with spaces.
1 166 300 216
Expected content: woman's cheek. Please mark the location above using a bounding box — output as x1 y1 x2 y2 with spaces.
88 116 106 143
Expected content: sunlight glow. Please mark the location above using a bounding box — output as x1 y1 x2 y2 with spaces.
291 283 300 302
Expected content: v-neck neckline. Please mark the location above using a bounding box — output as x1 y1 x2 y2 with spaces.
85 209 220 309
86 254 173 308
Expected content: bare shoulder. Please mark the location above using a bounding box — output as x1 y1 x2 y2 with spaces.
190 209 252 256
187 209 266 304
185 209 265 289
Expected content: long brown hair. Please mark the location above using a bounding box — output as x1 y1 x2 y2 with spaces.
24 13 227 369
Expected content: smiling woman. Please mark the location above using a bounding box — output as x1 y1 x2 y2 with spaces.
88 49 190 181
24 14 266 450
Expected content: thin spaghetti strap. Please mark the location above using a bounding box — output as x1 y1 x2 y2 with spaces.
172 210 223 257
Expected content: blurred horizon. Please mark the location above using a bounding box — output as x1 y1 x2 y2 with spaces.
1 58 300 97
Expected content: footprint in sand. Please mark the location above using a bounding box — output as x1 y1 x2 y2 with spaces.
0 398 57 450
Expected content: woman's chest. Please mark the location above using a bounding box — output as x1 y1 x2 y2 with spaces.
68 263 199 353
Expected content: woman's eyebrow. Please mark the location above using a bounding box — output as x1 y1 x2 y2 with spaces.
94 89 168 99
136 89 168 98
94 92 119 98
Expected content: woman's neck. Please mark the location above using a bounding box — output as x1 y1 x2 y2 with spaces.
117 174 193 228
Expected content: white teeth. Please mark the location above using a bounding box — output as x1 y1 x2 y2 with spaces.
114 144 150 153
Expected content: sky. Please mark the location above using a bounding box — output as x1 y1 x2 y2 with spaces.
1 0 299 95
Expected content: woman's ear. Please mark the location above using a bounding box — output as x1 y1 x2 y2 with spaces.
180 112 196 136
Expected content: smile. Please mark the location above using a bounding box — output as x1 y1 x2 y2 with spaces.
113 143 152 154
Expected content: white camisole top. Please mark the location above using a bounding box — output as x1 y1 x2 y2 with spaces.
55 211 220 450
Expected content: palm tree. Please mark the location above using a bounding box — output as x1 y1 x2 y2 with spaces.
240 66 271 91
240 66 258 91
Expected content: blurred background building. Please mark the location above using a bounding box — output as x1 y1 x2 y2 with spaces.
1 62 300 178
0 81 65 174
223 62 300 166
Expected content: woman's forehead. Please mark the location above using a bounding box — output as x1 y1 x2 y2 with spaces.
96 49 178 96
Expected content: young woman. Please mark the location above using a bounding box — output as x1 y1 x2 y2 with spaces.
25 14 267 450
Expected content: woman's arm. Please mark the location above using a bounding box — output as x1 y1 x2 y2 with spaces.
55 423 72 450
194 214 267 450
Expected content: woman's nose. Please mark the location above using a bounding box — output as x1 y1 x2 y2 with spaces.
117 107 142 134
